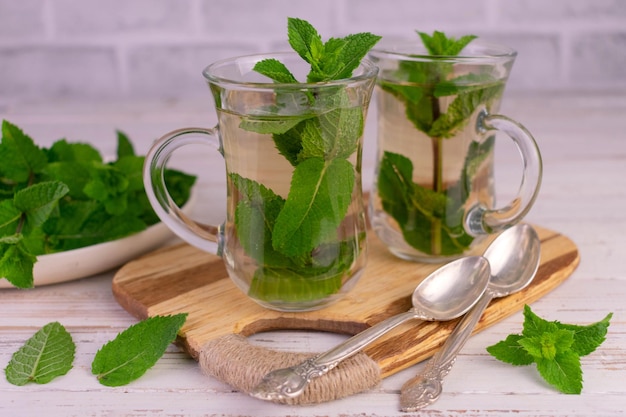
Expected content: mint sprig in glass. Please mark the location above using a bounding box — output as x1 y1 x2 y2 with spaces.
232 19 381 306
143 18 380 311
369 31 542 262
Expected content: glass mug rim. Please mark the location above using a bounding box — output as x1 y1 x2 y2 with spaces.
369 38 517 64
202 51 379 89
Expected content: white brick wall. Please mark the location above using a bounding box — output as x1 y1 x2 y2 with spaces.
1 0 626 104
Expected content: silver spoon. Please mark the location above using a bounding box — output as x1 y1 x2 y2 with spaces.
249 255 491 401
400 223 541 412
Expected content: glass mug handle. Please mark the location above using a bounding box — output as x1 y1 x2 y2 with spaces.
143 127 223 254
465 110 543 236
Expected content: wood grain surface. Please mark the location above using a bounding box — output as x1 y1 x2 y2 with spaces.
112 224 578 378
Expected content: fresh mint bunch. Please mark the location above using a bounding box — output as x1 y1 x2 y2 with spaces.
0 120 196 288
233 18 380 302
376 30 504 256
487 305 612 394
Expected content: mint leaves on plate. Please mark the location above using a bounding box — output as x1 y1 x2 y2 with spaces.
376 31 505 256
0 120 196 288
4 314 187 387
487 305 612 394
232 18 380 303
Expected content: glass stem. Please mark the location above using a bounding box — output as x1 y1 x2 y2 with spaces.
430 96 443 256
431 136 443 255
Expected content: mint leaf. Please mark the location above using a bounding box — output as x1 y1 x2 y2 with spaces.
0 120 48 182
5 322 75 385
272 157 354 257
239 115 309 136
43 161 92 199
522 304 560 337
92 314 187 387
288 17 324 70
556 313 613 357
46 139 102 164
0 199 21 235
230 173 291 267
317 33 382 81
429 82 504 138
0 240 36 288
298 106 363 161
116 130 135 158
485 334 534 366
13 181 69 229
317 101 364 159
536 351 583 394
253 58 299 84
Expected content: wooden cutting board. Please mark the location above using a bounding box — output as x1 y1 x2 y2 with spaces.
112 224 578 403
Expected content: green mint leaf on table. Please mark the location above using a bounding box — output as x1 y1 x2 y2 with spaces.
0 121 196 288
376 30 505 256
92 314 187 387
232 18 380 302
536 351 582 395
5 322 75 385
486 305 612 394
485 334 535 366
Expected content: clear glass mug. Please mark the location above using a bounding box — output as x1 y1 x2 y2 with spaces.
143 53 378 311
368 40 542 262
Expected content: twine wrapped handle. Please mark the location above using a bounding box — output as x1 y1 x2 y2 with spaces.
199 334 381 405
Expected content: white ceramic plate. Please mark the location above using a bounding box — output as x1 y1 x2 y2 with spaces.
0 195 196 289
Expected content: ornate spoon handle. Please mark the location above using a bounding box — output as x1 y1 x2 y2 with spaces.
250 310 423 401
400 292 494 412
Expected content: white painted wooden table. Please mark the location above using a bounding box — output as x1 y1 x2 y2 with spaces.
1 93 625 416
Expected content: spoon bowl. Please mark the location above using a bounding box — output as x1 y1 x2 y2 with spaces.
484 223 541 297
400 224 541 412
412 256 492 320
250 255 491 401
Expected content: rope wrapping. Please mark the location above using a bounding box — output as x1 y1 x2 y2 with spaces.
199 334 381 404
